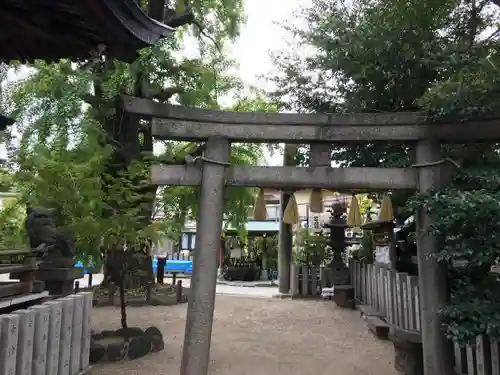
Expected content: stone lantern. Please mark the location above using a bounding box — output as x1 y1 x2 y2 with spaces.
322 200 350 287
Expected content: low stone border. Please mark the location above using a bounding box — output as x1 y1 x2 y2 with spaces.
217 280 277 287
76 366 93 375
92 284 189 307
272 294 327 301
90 326 164 364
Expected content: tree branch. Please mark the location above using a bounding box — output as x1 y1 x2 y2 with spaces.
80 93 102 107
148 87 185 102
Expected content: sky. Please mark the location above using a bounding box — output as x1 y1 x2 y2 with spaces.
228 0 310 165
229 0 308 91
1 0 311 164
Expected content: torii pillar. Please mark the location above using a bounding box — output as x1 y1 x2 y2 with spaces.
415 140 454 375
278 144 298 295
181 137 229 375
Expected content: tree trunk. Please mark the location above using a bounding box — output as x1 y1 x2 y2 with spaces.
95 0 167 291
118 268 127 329
104 249 154 289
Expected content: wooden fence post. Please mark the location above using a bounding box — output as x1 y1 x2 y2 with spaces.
290 264 299 296
366 264 373 307
454 342 467 375
414 283 421 333
361 264 366 303
490 340 500 375
372 265 378 311
310 266 318 294
467 343 478 375
406 275 418 331
382 268 390 320
352 262 359 300
400 273 409 329
387 270 396 325
476 336 492 375
301 265 309 296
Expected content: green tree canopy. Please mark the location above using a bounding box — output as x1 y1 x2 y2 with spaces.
0 0 270 262
270 0 500 344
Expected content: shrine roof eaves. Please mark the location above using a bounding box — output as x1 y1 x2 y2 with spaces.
0 0 174 63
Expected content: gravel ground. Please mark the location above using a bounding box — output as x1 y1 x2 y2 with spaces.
91 296 398 375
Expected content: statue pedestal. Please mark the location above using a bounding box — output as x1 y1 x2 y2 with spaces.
36 266 84 297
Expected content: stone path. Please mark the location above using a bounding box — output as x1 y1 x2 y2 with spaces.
91 296 398 375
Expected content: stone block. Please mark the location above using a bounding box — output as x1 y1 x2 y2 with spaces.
70 294 84 375
29 304 50 375
80 292 93 371
332 285 354 309
43 300 62 375
0 314 20 375
58 297 74 375
364 316 389 340
106 342 128 362
89 343 105 364
357 304 384 319
116 327 144 340
144 327 164 352
128 336 152 360
14 309 36 375
391 327 423 375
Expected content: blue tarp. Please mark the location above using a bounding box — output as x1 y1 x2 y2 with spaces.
74 261 88 274
76 258 193 274
154 258 193 274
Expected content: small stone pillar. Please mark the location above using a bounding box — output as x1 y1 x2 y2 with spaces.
36 257 83 297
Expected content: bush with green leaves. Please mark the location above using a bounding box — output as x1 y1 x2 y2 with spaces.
293 228 332 266
407 169 500 345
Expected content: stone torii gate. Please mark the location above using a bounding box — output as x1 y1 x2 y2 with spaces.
122 95 500 375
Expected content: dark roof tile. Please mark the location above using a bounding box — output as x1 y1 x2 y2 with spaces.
0 0 174 63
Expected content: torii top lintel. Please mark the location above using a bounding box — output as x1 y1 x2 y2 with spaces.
122 95 500 143
0 0 174 63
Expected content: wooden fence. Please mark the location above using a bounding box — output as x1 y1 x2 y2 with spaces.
350 261 421 332
350 261 500 375
290 264 321 297
0 291 93 375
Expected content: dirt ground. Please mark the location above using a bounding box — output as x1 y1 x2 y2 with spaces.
90 296 398 375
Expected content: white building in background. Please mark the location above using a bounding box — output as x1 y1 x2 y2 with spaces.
169 189 353 254
0 191 19 210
